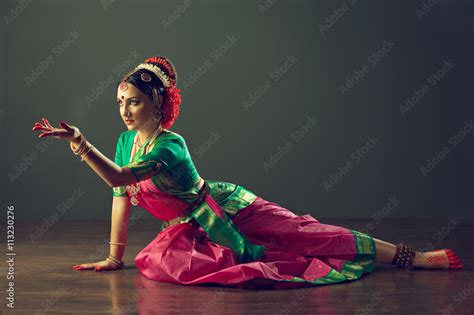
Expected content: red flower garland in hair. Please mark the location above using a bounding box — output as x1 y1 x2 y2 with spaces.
144 56 177 86
144 56 181 129
160 85 181 129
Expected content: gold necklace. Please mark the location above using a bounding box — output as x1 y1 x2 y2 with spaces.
127 126 164 206
135 126 163 150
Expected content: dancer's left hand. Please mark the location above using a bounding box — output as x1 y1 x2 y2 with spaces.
73 259 122 272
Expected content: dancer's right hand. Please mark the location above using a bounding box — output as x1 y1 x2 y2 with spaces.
73 259 122 272
32 118 82 143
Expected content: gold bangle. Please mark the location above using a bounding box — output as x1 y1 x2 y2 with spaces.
109 241 127 246
80 144 94 162
106 257 124 268
76 141 90 156
107 255 125 268
71 135 87 155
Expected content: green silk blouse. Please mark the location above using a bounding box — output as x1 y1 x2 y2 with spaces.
112 129 257 217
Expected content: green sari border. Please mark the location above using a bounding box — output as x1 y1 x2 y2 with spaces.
349 229 377 273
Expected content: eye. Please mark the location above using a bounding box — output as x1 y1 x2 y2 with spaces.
130 99 139 105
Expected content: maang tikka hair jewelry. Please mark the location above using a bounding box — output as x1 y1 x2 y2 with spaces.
140 72 152 82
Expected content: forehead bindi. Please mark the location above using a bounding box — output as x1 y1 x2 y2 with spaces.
117 83 132 100
117 83 143 101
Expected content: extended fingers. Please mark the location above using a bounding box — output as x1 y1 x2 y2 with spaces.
73 263 94 270
32 121 48 130
42 118 54 129
73 264 108 272
32 125 49 131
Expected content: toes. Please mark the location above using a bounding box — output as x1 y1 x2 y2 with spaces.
445 249 463 269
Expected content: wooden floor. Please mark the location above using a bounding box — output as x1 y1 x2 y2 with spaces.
0 217 473 315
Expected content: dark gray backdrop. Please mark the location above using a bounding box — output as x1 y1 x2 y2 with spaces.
1 0 473 222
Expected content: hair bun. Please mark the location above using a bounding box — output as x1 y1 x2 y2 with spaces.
144 56 178 86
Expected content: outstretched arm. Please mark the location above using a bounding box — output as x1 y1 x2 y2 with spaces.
33 118 139 187
32 118 169 188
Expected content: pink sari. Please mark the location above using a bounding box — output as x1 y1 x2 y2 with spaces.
134 195 377 289
128 133 377 289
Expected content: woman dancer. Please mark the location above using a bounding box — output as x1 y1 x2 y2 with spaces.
32 56 463 289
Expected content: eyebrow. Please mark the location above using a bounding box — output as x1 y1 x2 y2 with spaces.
117 96 141 102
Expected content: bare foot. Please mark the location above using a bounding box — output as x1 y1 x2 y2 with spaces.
412 249 463 269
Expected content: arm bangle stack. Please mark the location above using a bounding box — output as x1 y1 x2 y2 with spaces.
70 134 95 162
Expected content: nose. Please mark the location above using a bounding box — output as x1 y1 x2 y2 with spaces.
120 106 130 118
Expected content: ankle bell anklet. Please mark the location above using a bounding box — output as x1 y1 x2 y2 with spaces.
392 243 416 268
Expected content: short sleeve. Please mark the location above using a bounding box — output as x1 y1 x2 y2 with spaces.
124 138 184 182
112 132 128 197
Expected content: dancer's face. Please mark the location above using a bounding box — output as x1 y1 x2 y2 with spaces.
116 82 162 130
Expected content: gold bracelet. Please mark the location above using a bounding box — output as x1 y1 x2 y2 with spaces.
109 241 127 246
106 255 125 268
76 141 89 156
70 134 87 155
106 257 124 268
80 144 95 162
